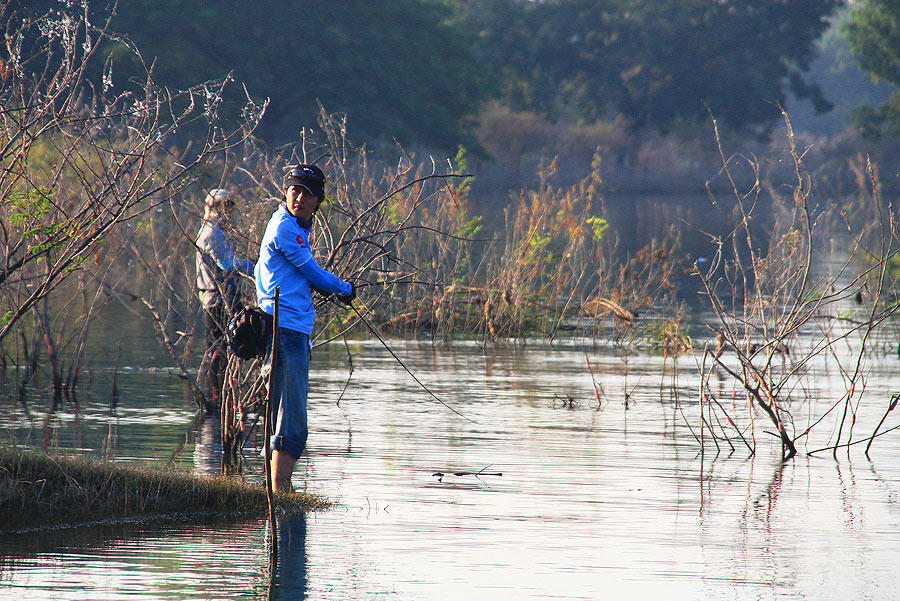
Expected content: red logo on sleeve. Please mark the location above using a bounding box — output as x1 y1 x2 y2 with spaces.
295 235 307 248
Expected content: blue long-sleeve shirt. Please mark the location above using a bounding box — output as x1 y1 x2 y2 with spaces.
255 205 351 334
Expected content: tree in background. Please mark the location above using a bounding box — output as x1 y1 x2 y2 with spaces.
843 0 900 140
106 0 491 152
785 3 895 136
452 0 839 134
7 0 846 156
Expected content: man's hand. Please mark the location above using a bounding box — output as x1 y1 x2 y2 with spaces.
337 284 356 306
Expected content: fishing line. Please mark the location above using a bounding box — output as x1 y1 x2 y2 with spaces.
336 299 475 423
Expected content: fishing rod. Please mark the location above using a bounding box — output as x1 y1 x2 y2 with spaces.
334 298 475 423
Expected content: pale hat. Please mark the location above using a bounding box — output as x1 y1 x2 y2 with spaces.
204 188 231 206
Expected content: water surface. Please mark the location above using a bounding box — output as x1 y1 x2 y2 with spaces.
2 331 900 600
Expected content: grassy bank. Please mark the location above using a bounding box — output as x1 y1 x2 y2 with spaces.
0 448 329 531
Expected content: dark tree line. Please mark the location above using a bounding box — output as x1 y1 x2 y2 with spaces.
451 0 840 133
3 0 491 151
5 1 900 152
106 0 492 150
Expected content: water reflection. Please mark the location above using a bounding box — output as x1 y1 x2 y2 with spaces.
192 414 223 477
272 513 307 601
0 515 274 600
0 512 314 601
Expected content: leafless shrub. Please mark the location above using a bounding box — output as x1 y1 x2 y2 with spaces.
0 2 264 399
694 109 899 460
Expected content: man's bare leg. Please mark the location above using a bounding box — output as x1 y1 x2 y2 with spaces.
271 449 297 493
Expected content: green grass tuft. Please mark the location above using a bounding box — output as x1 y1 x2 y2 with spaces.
0 447 329 530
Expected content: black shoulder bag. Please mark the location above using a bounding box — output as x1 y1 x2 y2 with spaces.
226 306 273 360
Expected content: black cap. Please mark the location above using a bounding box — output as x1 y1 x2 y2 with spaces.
283 164 326 199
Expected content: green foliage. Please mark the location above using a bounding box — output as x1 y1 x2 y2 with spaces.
63 256 88 275
5 187 76 257
804 289 826 303
851 97 900 140
587 216 609 242
784 7 895 136
451 0 840 133
844 0 900 86
449 146 482 239
642 319 692 353
452 146 474 198
455 215 483 239
885 252 900 279
8 188 52 224
382 197 406 226
523 232 552 266
844 0 900 139
14 0 847 151
29 241 57 255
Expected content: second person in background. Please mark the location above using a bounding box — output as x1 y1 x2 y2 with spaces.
195 188 255 412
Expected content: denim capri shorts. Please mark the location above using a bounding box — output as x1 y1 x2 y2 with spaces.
267 326 310 459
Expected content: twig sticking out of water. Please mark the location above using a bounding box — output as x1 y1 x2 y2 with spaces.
552 393 578 408
866 393 900 458
431 465 502 482
585 354 608 409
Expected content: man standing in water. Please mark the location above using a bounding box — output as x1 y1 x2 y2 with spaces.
195 188 255 412
256 165 355 493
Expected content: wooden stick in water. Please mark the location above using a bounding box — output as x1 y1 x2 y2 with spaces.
264 287 280 560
